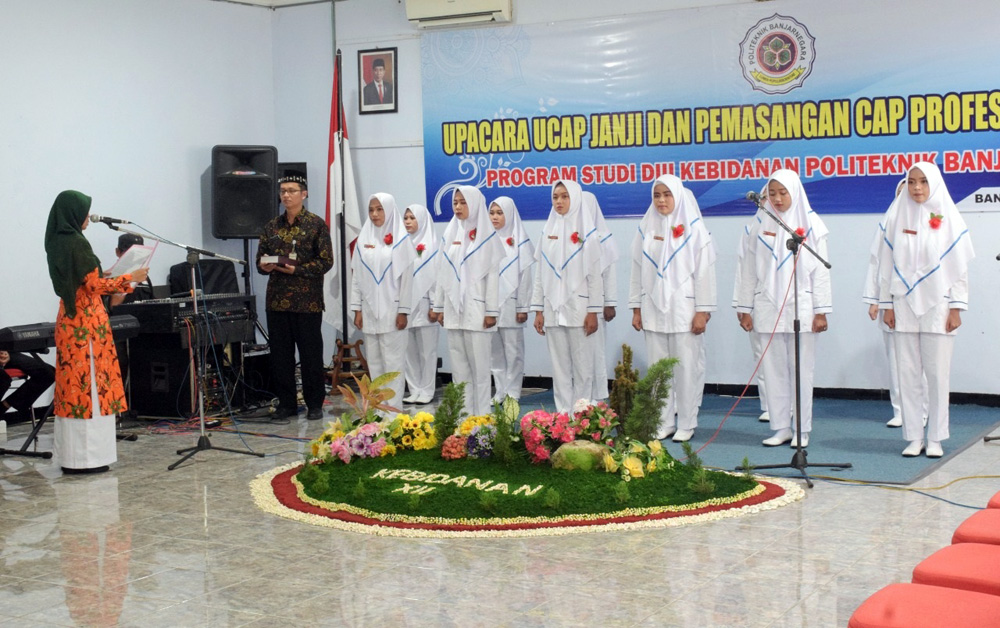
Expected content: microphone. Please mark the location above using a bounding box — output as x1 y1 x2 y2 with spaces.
89 214 131 225
746 191 761 202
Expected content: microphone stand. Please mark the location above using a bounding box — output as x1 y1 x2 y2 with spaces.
100 224 264 469
735 196 851 488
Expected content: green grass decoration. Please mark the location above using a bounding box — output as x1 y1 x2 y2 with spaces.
479 491 499 514
623 357 677 442
612 481 631 505
741 457 755 481
297 449 756 520
492 396 520 466
610 344 639 423
352 478 367 500
434 381 466 444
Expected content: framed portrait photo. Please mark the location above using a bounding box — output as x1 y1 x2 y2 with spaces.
358 47 398 115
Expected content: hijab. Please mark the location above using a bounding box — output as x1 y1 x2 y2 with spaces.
536 179 601 310
352 193 415 298
582 191 619 274
406 203 439 301
754 169 828 305
878 162 974 316
633 175 715 311
44 190 100 318
490 196 535 302
439 185 504 313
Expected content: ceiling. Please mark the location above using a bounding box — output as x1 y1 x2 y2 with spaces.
211 0 335 8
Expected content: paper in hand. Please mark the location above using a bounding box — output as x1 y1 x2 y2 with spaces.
107 243 157 278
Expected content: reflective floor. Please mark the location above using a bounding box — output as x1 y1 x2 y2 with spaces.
1 401 998 627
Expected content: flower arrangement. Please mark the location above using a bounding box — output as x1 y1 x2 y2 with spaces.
387 412 437 452
602 438 674 482
570 231 581 245
416 243 426 256
310 420 389 465
929 213 943 229
384 233 393 245
441 434 467 460
466 424 497 459
457 414 493 436
520 410 577 464
672 224 685 239
571 399 619 447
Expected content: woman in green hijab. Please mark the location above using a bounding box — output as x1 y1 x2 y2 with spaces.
44 190 148 473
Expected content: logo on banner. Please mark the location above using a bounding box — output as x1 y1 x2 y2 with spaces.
739 14 816 95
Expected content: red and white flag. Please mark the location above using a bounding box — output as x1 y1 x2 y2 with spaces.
323 55 363 331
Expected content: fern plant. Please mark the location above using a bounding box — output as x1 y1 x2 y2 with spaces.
609 344 639 422
434 381 467 444
491 395 520 466
623 357 677 443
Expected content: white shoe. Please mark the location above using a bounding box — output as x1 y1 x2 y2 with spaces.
656 426 676 440
763 429 793 447
758 411 770 423
416 397 433 405
672 429 695 443
902 440 924 457
402 395 418 404
926 441 943 458
886 416 902 428
790 433 809 448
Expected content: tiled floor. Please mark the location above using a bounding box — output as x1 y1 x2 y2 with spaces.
1 400 998 627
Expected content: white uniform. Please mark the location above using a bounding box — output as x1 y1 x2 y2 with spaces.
583 192 619 401
433 186 504 416
736 171 832 437
733 215 768 415
490 197 534 403
630 177 717 435
531 180 604 413
350 193 415 411
876 162 974 449
403 204 440 403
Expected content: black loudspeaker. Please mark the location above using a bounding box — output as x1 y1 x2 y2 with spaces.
212 145 278 239
128 336 240 417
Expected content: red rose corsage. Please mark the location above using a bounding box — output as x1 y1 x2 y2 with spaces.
570 231 581 245
469 228 477 241
929 213 943 230
506 236 514 247
415 243 426 256
672 224 685 239
384 233 393 245
795 227 807 240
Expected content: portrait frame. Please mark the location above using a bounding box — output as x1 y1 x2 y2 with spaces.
358 47 398 115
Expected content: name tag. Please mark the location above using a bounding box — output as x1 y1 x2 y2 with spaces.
548 235 559 240
763 230 776 237
452 241 462 245
363 244 375 249
653 235 664 241
903 229 917 235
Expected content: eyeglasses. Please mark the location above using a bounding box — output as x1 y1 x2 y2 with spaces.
279 189 303 196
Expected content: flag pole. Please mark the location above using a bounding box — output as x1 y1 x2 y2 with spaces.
336 48 349 345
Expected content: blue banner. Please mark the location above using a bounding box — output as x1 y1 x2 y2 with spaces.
421 1 1000 220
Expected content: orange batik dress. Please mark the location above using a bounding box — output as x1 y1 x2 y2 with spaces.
53 269 134 419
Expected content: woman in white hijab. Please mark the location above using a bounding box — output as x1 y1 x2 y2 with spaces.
432 186 505 415
862 180 928 428
488 196 535 403
735 169 831 448
629 175 716 443
350 193 415 411
733 209 770 424
582 191 619 401
878 162 973 458
530 179 604 413
401 204 439 405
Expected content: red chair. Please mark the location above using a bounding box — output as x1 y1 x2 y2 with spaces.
849 583 1000 628
912 543 1000 597
952 509 1000 545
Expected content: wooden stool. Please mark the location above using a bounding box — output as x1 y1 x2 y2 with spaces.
328 339 369 395
849 582 1000 628
912 543 1000 597
952 509 1000 545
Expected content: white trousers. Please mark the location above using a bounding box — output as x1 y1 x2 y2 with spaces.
882 329 928 421
364 329 407 411
546 326 594 413
405 325 439 400
55 346 117 470
447 329 493 416
893 332 953 443
491 327 524 401
750 329 768 412
592 319 609 399
757 332 816 434
645 330 705 431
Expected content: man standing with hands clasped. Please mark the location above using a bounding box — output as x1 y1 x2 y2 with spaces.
256 171 334 421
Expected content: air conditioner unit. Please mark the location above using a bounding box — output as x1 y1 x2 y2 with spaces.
406 0 512 29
